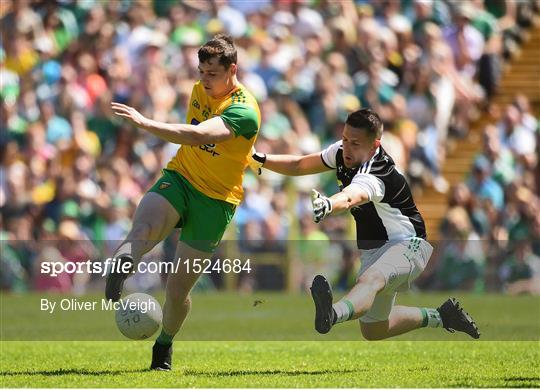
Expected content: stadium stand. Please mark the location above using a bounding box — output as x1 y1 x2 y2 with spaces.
1 0 538 294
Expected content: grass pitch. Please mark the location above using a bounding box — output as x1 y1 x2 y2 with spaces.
1 341 539 387
1 292 539 387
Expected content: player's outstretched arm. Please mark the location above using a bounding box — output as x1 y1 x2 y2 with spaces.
248 149 331 176
328 184 370 213
311 185 370 223
111 102 234 145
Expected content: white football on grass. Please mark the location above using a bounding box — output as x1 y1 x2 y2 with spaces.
115 293 162 340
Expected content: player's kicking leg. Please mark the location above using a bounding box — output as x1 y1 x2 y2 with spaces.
360 298 480 340
105 192 180 301
310 267 385 334
312 274 480 339
311 238 480 339
150 185 235 371
150 241 211 371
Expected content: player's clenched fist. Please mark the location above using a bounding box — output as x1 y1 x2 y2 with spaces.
248 147 266 175
311 189 332 223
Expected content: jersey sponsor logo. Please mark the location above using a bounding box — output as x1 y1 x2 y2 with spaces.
192 100 200 109
199 143 220 157
202 105 211 120
159 181 171 190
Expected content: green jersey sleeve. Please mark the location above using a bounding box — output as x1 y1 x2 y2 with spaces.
220 104 259 140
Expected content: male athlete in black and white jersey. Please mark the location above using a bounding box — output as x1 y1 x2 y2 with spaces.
319 138 426 251
249 108 480 340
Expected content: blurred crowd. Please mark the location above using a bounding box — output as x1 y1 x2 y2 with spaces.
1 0 538 294
418 96 540 294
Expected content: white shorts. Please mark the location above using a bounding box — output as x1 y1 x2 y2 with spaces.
358 237 433 323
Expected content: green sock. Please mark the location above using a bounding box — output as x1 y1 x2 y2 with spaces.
420 308 442 328
156 329 174 346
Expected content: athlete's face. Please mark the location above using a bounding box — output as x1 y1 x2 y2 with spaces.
198 57 237 99
341 124 380 168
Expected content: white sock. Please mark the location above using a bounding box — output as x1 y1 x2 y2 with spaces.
421 308 442 328
333 300 355 324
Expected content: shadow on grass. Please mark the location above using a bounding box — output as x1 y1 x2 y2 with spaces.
504 377 540 381
0 368 148 377
183 368 360 377
1 368 362 378
503 376 540 386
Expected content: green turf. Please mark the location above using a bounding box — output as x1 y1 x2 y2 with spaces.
2 292 539 341
1 341 539 387
1 292 539 387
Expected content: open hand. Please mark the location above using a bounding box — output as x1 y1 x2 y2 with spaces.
111 102 148 128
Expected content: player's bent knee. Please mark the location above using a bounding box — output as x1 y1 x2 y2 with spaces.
168 295 191 311
182 295 192 308
360 321 390 341
166 286 190 303
356 270 386 293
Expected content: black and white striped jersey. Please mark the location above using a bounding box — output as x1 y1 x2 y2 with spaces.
321 141 426 250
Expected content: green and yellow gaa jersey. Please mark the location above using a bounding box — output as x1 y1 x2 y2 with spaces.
166 81 260 205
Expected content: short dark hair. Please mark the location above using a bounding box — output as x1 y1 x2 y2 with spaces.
198 34 237 69
345 108 383 139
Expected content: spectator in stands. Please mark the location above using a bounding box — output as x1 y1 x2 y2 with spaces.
333 243 358 292
444 3 485 80
446 183 489 237
497 104 537 163
482 124 516 186
470 0 502 100
289 215 334 292
499 237 540 295
435 207 485 291
467 155 504 210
